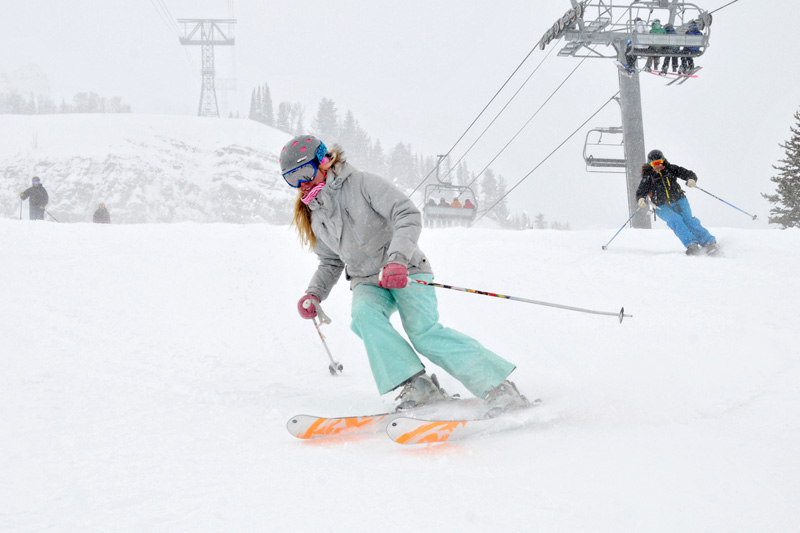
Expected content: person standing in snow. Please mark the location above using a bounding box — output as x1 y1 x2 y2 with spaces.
280 135 529 416
636 149 718 255
93 203 111 224
19 176 49 220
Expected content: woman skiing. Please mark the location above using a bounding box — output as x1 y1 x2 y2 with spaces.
280 135 528 416
636 149 718 255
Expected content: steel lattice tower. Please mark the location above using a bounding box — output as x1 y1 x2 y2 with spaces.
178 19 236 118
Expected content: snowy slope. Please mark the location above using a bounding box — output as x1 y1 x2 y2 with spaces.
1 220 798 532
0 115 294 224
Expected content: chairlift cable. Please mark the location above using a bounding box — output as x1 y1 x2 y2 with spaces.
459 55 590 201
408 42 544 197
149 0 196 69
471 91 620 227
433 46 557 187
710 0 741 14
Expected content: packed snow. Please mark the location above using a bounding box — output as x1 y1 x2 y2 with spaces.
2 218 798 531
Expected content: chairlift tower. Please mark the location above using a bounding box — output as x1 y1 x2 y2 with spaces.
178 19 236 118
538 1 712 229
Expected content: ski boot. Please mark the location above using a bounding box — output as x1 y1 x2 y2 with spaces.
395 372 449 411
685 243 702 256
704 242 720 256
484 380 530 418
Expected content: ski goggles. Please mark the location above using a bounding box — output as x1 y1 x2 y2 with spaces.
649 158 665 167
282 160 319 188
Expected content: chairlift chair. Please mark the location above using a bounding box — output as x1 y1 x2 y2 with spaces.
423 182 478 228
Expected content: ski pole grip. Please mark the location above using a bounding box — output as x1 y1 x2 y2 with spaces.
303 298 331 325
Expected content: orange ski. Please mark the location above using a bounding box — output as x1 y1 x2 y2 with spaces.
287 413 398 440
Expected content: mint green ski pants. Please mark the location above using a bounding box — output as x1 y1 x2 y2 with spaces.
350 274 516 397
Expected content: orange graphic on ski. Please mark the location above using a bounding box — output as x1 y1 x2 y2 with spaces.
394 420 468 444
294 415 387 439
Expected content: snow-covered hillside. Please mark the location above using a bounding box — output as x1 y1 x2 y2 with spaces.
1 219 798 531
0 115 294 224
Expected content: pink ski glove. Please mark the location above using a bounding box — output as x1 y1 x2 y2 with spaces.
297 294 320 319
379 263 408 289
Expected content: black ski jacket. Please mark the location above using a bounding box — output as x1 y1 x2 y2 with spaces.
20 185 49 208
636 161 696 206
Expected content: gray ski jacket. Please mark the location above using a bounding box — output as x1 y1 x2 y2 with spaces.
305 161 432 301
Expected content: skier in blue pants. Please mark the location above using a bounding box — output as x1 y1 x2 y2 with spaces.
278 135 529 416
637 149 718 255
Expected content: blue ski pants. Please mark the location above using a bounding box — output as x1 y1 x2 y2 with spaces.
655 197 716 248
350 273 516 398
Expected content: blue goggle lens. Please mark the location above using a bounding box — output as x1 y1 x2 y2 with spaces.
283 161 318 188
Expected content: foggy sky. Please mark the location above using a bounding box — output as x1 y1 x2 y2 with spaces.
3 0 798 229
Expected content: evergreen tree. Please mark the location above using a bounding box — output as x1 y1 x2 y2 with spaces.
481 168 499 219
36 94 57 114
262 84 274 126
371 138 387 176
456 161 470 186
763 108 800 228
534 213 547 229
494 174 510 222
275 102 291 133
311 98 339 143
353 123 371 165
340 110 358 151
24 91 37 114
389 142 416 191
248 88 259 122
288 102 305 134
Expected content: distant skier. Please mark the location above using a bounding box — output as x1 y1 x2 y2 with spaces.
279 134 529 416
636 150 718 255
93 203 111 224
19 176 49 220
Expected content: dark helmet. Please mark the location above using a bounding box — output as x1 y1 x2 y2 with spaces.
279 135 327 175
647 149 665 162
32 176 41 184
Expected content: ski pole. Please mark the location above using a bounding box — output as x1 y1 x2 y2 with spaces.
302 299 343 375
602 207 643 250
695 186 757 220
409 278 631 323
45 210 60 223
20 199 22 220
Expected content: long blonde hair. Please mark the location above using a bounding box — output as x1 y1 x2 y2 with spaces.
292 145 346 249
